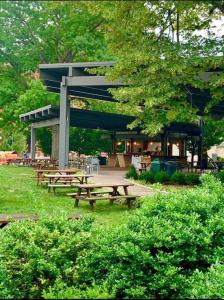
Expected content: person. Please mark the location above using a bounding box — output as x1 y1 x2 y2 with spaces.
23 150 29 159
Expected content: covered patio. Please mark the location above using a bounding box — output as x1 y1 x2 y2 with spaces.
20 62 223 169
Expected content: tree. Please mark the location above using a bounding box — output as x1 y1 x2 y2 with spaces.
0 1 113 154
88 1 224 136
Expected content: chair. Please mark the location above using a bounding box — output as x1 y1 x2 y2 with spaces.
85 157 100 174
139 156 151 173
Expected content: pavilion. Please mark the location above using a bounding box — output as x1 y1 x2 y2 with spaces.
20 62 223 169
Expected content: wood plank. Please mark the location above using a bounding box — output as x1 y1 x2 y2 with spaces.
117 154 126 168
73 183 134 188
0 214 38 225
77 195 138 201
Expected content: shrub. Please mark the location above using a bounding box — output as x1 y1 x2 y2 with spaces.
0 216 93 299
76 174 224 299
185 173 200 185
2 175 224 299
170 171 186 185
125 165 138 180
215 170 224 184
154 171 169 183
138 171 154 183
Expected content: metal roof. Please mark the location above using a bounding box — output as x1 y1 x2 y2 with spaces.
20 105 201 135
39 62 224 117
39 61 120 102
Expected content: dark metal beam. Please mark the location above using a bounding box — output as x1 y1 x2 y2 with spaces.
66 76 122 87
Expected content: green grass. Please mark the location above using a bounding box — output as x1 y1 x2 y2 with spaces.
0 165 136 227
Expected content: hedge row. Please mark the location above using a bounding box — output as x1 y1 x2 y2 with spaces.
125 165 200 185
1 175 224 298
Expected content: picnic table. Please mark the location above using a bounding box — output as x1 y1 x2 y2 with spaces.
35 169 78 185
70 183 138 210
45 174 93 192
0 213 38 228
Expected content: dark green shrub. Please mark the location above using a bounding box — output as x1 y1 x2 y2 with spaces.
215 170 224 183
2 175 224 299
170 171 186 184
125 164 138 180
185 173 200 185
76 174 224 299
154 171 169 183
0 216 93 299
138 171 154 183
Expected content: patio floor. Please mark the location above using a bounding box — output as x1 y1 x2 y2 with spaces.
93 169 155 197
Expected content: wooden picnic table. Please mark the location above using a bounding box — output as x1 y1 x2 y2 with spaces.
71 183 137 210
0 213 38 228
45 174 93 192
35 169 77 185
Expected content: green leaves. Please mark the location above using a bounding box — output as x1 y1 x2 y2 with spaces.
88 1 224 136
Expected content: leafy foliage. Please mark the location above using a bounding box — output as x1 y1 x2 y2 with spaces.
0 216 93 299
154 171 169 183
88 1 224 135
138 170 155 183
0 1 113 154
170 171 186 184
184 172 200 185
1 175 224 298
75 174 224 299
125 164 139 180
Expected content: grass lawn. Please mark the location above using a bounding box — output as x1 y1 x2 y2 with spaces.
0 165 137 227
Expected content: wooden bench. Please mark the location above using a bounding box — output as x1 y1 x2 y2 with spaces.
48 183 73 193
67 191 111 197
75 195 139 210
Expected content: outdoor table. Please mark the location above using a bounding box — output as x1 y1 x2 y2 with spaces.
44 174 91 184
35 169 77 185
72 183 136 210
45 174 93 192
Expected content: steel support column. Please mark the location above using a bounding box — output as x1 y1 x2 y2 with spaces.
51 124 59 160
31 125 36 160
59 78 70 169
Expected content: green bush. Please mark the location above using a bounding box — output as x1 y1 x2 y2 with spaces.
125 165 138 180
0 216 93 299
76 174 224 299
2 175 224 299
215 170 224 183
138 171 154 183
170 171 186 184
154 171 169 183
185 173 200 185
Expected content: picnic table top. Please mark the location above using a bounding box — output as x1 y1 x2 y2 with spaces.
44 174 92 178
35 169 77 173
72 183 134 189
0 213 38 223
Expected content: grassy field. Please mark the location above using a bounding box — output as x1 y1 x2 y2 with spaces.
0 165 139 227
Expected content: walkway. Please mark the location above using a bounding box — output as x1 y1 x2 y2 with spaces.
93 169 155 197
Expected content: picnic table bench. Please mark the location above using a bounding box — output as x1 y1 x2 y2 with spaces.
0 213 38 228
45 174 93 192
71 183 139 210
0 213 82 228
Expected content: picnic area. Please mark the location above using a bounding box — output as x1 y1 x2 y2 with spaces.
0 164 155 227
0 1 224 299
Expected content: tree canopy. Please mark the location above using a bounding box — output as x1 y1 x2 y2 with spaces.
0 0 223 154
0 1 113 153
88 1 224 135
